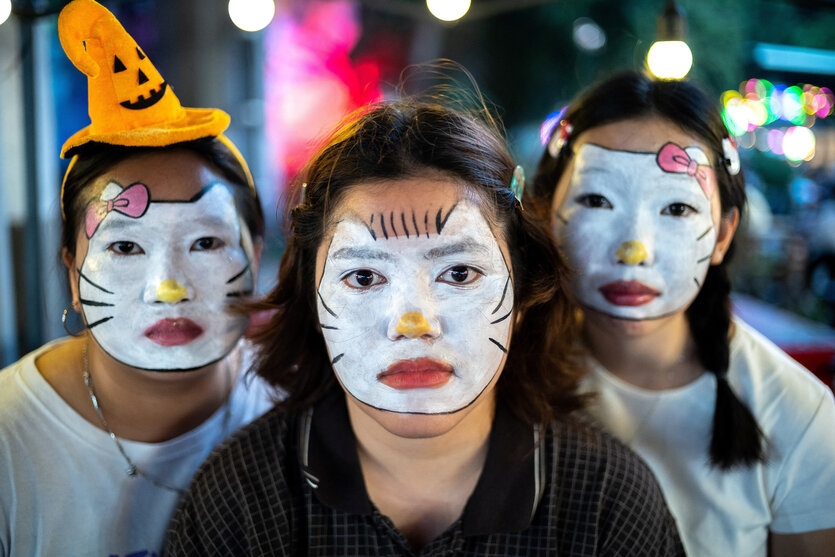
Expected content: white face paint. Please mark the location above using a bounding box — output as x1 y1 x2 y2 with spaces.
78 183 255 371
317 200 513 415
553 143 717 320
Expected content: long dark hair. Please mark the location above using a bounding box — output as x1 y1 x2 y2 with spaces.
532 71 764 469
250 98 587 427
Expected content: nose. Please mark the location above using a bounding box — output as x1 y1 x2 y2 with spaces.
144 277 191 304
616 240 649 266
389 311 441 340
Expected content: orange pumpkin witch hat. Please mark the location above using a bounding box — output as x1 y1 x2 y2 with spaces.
58 0 229 157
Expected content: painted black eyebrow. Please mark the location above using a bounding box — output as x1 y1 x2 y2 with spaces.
329 247 395 261
423 239 490 260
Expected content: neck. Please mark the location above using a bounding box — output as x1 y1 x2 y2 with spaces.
582 309 703 390
347 394 494 548
39 335 237 443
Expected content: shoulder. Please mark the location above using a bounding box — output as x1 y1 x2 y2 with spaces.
166 407 302 553
547 415 684 554
0 340 67 427
190 406 294 493
551 414 663 496
728 318 833 430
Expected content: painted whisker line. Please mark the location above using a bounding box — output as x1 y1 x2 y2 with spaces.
424 211 429 238
332 353 345 364
401 213 410 239
697 255 711 264
367 214 377 240
380 212 389 239
697 226 713 241
412 211 419 239
490 310 512 325
80 298 114 307
226 289 253 298
555 212 568 225
694 277 701 288
78 269 114 294
390 212 398 238
226 263 250 284
492 275 511 314
488 338 507 353
87 316 114 329
320 324 338 330
318 291 338 318
435 203 457 234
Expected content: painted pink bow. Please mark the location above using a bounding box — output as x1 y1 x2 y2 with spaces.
656 142 715 199
85 183 150 238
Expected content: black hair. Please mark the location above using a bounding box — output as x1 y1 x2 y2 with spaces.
250 98 587 427
60 136 264 259
532 71 764 469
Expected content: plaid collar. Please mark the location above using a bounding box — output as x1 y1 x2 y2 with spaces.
298 390 545 537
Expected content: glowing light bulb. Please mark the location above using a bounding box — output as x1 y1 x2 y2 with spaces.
228 0 275 32
646 40 693 80
0 0 11 27
426 0 470 22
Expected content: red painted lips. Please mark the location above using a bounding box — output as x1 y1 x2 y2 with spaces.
144 318 204 346
599 280 660 307
378 358 454 390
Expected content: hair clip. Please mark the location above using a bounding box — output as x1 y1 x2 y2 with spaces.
722 137 740 175
547 119 573 158
510 165 526 208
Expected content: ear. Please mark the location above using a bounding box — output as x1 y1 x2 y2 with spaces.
710 207 740 265
62 246 82 310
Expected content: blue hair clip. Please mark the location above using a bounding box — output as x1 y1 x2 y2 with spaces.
510 165 525 208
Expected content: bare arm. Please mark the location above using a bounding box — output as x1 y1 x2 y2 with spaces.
770 529 835 557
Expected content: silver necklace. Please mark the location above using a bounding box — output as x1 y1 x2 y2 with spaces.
81 344 234 495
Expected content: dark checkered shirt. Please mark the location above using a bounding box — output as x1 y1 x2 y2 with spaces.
165 392 684 556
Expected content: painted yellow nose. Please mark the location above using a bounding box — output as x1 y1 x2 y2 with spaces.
616 240 648 265
396 312 434 338
156 279 188 303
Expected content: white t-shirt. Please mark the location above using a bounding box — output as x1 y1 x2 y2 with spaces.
0 338 275 557
580 318 835 557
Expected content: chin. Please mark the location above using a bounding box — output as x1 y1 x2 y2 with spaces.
350 394 494 440
584 305 685 336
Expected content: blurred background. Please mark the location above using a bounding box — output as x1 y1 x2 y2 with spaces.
2 0 835 388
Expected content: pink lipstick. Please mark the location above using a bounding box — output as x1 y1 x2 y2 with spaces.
378 358 453 390
144 318 204 346
599 280 660 307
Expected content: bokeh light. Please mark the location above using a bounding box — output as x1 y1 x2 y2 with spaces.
572 18 606 52
646 41 693 80
228 0 275 32
783 126 816 162
426 0 470 22
720 77 832 164
0 0 11 27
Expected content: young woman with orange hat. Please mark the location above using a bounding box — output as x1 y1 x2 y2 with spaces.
0 1 273 555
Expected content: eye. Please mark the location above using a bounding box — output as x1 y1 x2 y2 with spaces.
437 265 482 285
191 237 225 251
107 241 144 255
113 55 127 73
661 203 698 217
342 269 386 289
577 193 613 209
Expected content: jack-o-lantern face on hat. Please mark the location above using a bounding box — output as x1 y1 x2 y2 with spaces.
57 0 229 158
111 45 168 110
59 0 182 136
